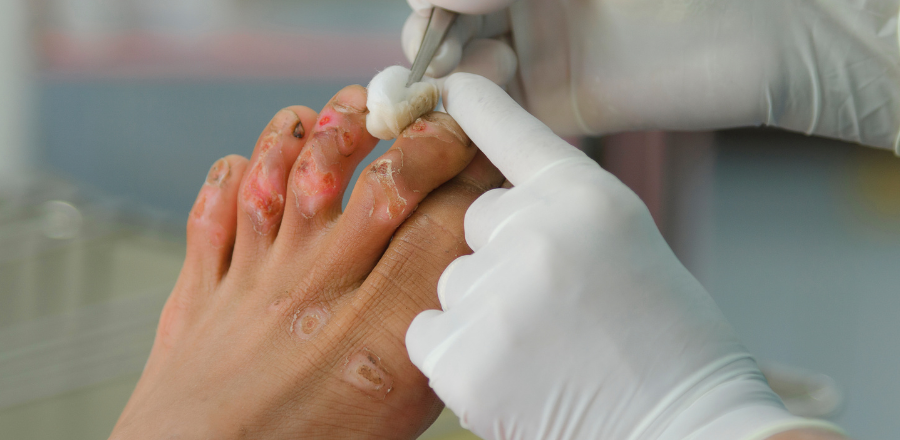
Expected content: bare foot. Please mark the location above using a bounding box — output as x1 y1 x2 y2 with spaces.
110 85 503 439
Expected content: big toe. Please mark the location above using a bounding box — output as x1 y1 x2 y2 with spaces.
315 111 477 289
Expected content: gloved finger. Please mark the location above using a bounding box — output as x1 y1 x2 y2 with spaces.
443 73 588 186
402 12 510 78
423 38 517 93
407 0 433 16
462 187 508 251
435 252 501 311
453 38 517 87
407 0 516 15
403 13 460 78
436 254 470 309
405 308 448 377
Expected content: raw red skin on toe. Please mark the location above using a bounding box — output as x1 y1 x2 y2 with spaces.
408 119 427 133
295 149 339 198
292 107 372 216
241 132 286 234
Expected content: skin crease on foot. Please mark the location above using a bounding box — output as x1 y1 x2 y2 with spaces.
109 85 505 439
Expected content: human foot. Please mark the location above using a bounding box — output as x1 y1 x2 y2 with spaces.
110 85 504 439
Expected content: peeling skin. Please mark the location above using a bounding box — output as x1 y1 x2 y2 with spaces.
368 153 407 219
290 102 370 217
292 148 339 217
342 349 393 400
291 305 330 340
241 128 286 235
314 110 363 157
401 114 469 145
294 149 338 197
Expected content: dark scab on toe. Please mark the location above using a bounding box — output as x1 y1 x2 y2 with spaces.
293 119 306 139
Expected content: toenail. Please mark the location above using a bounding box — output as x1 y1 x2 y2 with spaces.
270 108 301 135
206 158 231 187
292 118 305 138
333 89 368 115
342 349 393 400
291 305 330 340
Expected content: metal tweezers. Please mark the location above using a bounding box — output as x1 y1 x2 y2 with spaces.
406 7 459 87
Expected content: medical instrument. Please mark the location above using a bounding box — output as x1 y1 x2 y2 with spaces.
402 0 900 150
406 7 458 87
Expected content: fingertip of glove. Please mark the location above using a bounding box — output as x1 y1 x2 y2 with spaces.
405 309 445 371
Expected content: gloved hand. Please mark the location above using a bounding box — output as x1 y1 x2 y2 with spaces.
403 0 900 151
405 73 845 440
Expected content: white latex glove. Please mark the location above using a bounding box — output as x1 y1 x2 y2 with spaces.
405 73 845 440
403 0 900 151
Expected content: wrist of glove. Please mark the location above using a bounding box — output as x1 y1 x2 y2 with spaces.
405 73 845 440
404 0 900 151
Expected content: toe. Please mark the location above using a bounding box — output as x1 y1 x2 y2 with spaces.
365 151 504 327
335 153 503 416
279 85 380 245
319 112 478 291
233 106 318 262
182 154 250 287
163 154 249 355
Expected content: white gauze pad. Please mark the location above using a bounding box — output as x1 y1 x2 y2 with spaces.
366 66 439 140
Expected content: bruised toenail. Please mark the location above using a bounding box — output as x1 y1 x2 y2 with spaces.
291 305 330 340
292 119 305 138
271 108 301 134
205 158 231 187
342 349 393 400
367 154 407 219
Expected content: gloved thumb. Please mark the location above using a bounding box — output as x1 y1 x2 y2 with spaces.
407 0 516 15
442 73 587 185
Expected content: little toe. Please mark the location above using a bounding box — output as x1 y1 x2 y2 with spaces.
280 85 380 243
181 154 250 288
233 106 318 262
319 112 477 290
162 154 249 354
